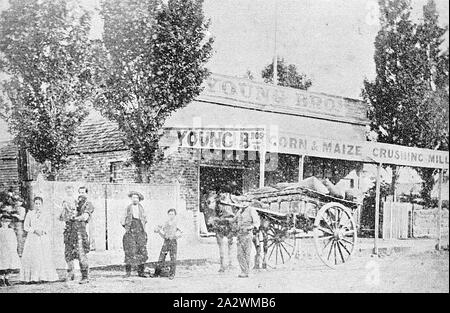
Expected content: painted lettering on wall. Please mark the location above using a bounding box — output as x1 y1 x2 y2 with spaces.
199 74 369 122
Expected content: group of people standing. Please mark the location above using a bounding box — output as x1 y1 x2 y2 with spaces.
206 187 261 278
0 186 95 286
121 191 182 280
1 183 261 286
0 186 183 287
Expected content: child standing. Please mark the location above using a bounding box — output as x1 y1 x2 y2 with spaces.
154 209 182 280
0 214 21 287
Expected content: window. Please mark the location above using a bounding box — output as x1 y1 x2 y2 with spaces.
110 161 123 183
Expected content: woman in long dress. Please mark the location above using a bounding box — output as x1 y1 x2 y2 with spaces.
20 196 59 283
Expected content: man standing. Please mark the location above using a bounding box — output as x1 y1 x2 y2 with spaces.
59 186 94 284
121 191 149 278
234 197 260 278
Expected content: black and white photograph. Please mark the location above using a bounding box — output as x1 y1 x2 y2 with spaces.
0 0 448 300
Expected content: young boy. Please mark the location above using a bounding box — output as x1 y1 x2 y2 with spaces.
154 209 182 280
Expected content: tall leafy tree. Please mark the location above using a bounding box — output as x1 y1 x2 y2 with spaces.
261 57 312 90
96 0 213 182
362 0 448 203
0 0 99 178
414 0 449 203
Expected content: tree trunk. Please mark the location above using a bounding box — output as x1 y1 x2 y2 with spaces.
390 165 399 202
419 167 435 206
137 164 150 183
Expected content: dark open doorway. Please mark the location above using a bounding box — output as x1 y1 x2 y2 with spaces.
200 166 243 198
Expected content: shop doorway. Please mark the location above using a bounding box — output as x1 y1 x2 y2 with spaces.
200 166 243 197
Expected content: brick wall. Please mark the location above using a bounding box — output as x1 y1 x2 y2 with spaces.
56 147 262 212
57 150 137 183
56 148 202 211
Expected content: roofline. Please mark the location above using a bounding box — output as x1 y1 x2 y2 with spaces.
209 72 367 104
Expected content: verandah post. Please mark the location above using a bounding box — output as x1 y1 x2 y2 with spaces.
259 149 266 188
298 155 304 182
436 168 443 251
374 162 382 255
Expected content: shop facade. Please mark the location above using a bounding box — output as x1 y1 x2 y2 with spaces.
55 74 370 226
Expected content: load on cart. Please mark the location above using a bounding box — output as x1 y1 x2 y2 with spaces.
233 176 362 269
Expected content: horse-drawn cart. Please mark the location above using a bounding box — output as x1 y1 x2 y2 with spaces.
240 184 361 269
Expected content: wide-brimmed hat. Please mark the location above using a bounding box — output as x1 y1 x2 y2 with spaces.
230 195 251 208
128 191 144 201
248 199 264 209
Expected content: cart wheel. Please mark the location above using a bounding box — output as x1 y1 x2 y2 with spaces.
313 202 357 268
265 223 296 268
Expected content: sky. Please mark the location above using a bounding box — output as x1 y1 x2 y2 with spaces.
0 0 449 141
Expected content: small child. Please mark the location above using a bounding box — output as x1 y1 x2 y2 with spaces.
0 214 21 287
12 197 26 257
59 186 77 222
154 209 182 279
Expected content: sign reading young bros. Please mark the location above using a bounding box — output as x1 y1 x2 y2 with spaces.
174 128 265 151
167 128 448 169
198 74 368 125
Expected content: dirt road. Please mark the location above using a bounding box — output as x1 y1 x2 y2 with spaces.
1 250 448 293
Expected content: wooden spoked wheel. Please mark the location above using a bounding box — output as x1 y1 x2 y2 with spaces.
265 222 296 268
313 202 357 268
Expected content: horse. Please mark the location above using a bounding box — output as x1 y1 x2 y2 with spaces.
205 191 238 272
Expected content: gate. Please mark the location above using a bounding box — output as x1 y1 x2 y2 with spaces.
382 201 412 239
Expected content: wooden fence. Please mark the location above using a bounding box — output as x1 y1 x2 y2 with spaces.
382 201 412 239
28 180 187 268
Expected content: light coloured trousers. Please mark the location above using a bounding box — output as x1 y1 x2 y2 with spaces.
237 233 252 275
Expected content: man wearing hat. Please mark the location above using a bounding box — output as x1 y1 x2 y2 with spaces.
233 196 260 278
121 191 149 278
59 186 95 284
207 186 237 272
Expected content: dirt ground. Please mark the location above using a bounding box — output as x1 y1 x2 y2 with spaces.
1 250 448 293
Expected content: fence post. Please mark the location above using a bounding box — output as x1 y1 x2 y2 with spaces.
390 201 393 240
104 184 108 251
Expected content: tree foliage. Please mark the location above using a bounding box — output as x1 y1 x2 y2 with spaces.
96 0 213 181
362 0 449 204
261 57 312 90
0 0 100 176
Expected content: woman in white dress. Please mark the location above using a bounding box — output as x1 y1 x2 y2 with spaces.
20 196 59 283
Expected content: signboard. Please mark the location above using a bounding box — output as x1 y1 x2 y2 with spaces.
198 74 368 125
271 132 449 169
269 133 366 163
161 128 449 169
163 128 265 151
367 142 449 169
